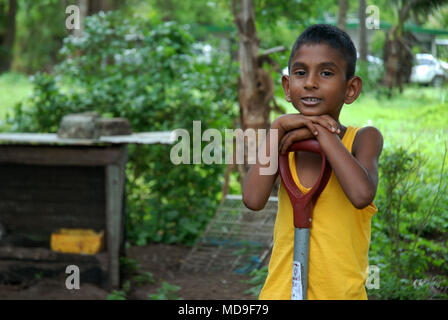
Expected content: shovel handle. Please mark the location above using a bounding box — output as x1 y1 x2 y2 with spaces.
278 139 331 228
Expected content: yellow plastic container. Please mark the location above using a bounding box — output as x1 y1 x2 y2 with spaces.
51 229 104 255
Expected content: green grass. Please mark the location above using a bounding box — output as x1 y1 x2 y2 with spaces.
341 85 448 133
341 85 448 172
0 72 33 123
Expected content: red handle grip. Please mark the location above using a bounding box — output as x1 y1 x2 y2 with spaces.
278 139 332 228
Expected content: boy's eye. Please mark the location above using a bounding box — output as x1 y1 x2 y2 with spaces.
321 71 334 76
294 70 306 76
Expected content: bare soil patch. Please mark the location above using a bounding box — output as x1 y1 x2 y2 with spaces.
0 244 257 300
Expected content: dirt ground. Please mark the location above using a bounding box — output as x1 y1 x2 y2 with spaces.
0 244 258 300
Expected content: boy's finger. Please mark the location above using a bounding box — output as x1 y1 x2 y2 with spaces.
279 132 288 153
279 132 291 154
304 115 334 133
310 116 336 133
280 127 315 154
281 135 292 154
304 121 318 137
281 130 302 154
279 136 285 154
280 132 294 154
317 119 336 132
319 115 340 133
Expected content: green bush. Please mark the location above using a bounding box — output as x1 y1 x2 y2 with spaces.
148 281 182 300
10 11 239 246
243 265 268 298
368 144 448 299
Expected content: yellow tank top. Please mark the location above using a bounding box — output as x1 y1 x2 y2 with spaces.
259 126 377 300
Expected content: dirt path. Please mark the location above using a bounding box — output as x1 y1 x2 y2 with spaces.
0 244 258 300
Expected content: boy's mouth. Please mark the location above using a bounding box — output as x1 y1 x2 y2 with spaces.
300 96 322 106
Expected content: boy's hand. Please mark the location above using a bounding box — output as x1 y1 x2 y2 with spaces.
279 127 314 154
274 114 340 154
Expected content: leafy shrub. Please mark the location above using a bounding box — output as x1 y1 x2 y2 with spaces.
107 289 127 300
243 265 268 298
368 144 448 299
10 10 239 245
148 281 182 300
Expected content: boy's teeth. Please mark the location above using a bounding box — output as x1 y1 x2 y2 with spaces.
303 98 319 101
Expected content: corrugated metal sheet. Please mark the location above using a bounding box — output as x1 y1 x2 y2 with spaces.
99 131 175 144
0 131 175 146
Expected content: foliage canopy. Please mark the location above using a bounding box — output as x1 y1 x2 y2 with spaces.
10 11 239 245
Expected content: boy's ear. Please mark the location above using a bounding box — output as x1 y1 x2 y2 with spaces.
344 76 362 104
281 75 292 102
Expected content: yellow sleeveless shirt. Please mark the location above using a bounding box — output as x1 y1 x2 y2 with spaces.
259 126 377 300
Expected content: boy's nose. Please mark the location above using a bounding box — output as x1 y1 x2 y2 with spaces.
304 74 318 90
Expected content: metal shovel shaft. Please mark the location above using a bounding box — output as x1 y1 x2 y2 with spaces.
278 140 332 300
292 228 310 300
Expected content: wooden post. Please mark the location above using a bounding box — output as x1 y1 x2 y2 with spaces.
358 0 367 63
105 145 128 290
337 0 348 31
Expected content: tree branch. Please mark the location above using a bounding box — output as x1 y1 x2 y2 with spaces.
259 46 286 57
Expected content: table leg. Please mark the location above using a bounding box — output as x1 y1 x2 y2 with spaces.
105 158 126 290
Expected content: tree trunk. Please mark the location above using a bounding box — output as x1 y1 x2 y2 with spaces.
358 0 367 62
381 0 419 93
74 0 89 38
337 0 349 31
73 0 120 37
89 0 118 15
232 0 274 187
0 0 17 73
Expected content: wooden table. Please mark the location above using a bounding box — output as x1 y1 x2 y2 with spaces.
0 132 174 289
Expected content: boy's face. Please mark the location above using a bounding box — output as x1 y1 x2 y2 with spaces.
282 43 361 121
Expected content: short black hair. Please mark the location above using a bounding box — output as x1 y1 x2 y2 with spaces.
288 24 357 80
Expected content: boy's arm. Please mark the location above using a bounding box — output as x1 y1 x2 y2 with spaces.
242 126 310 211
242 114 339 211
314 124 383 209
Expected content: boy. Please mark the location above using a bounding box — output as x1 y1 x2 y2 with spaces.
242 24 383 300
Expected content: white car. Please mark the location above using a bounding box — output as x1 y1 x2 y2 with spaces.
410 53 448 87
